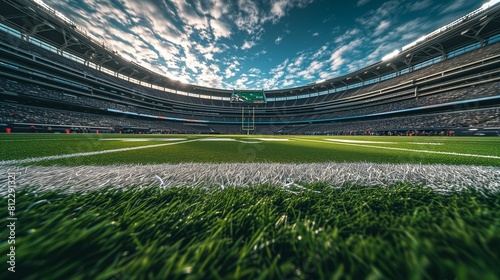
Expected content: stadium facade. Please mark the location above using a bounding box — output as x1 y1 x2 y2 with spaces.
0 0 499 135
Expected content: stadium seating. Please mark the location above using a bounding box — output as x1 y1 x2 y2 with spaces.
1 27 499 134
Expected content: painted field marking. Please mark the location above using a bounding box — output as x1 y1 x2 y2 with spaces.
326 139 443 145
326 139 396 144
198 138 236 141
0 139 199 165
3 163 499 193
299 138 500 160
0 138 104 142
197 137 264 143
99 138 188 142
408 142 444 145
252 138 291 141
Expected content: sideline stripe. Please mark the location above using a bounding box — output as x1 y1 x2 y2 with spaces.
0 139 198 165
0 138 107 142
298 138 500 160
2 163 499 193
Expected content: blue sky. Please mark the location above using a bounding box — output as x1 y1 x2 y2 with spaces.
39 0 483 90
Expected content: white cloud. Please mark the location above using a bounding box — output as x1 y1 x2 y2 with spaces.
269 0 315 23
262 59 288 89
295 60 326 80
233 0 261 34
328 39 362 71
439 0 468 14
335 29 360 44
233 74 249 89
241 40 257 50
248 68 262 74
355 0 402 29
259 36 365 89
210 19 232 39
282 79 295 87
275 36 283 44
357 0 371 7
311 45 329 59
224 59 241 79
232 0 313 35
408 0 433 11
374 20 391 36
271 0 289 19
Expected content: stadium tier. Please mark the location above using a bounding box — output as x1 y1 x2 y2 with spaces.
0 0 499 135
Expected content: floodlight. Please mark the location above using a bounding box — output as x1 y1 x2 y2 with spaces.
416 35 427 42
461 29 471 35
482 0 500 9
382 49 400 61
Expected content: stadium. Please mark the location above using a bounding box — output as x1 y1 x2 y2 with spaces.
0 0 499 279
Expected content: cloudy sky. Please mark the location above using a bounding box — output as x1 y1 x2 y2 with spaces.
40 0 482 90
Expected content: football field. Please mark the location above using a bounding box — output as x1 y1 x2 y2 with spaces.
1 133 499 192
1 133 499 166
0 133 499 279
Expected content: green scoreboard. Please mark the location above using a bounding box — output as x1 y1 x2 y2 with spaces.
231 90 267 104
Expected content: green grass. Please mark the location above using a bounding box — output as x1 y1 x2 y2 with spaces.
1 134 499 279
0 134 499 166
1 184 499 279
0 133 193 160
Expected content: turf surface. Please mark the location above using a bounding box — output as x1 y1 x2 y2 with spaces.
1 134 499 166
1 134 499 279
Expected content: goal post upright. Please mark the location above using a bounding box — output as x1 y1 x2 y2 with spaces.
241 106 255 135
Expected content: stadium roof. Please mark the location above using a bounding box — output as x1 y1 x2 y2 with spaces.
0 0 499 98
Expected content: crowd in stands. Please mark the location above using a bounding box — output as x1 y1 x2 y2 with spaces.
288 108 500 135
313 81 500 120
1 71 499 131
1 101 498 135
0 77 226 122
0 77 161 113
1 29 500 135
0 102 200 133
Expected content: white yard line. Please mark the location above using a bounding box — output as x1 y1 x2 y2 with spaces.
193 138 263 143
198 138 236 141
0 138 103 142
326 139 396 144
99 138 188 142
1 163 499 194
408 142 444 145
0 139 198 165
252 138 291 141
300 139 500 160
